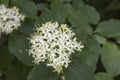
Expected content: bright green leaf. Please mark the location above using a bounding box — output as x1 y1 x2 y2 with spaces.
8 31 33 66
64 60 94 80
95 19 120 38
95 72 114 80
101 42 120 76
11 0 37 18
27 64 59 80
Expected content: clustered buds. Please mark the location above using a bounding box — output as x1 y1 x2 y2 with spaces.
0 5 25 35
29 22 84 73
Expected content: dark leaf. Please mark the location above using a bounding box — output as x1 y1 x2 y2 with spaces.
64 60 94 80
8 31 33 66
27 64 59 80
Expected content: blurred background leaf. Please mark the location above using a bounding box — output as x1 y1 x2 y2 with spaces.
93 35 107 44
95 19 120 38
101 42 120 76
95 72 114 80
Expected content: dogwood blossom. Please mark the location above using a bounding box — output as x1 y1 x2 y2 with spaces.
0 5 25 35
29 22 84 73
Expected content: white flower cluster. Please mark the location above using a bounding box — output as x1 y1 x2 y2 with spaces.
29 22 84 73
0 5 25 35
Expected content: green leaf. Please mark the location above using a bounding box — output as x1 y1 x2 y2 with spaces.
35 10 53 25
0 45 30 80
19 20 34 35
68 0 100 34
95 72 114 80
37 3 48 11
73 26 88 43
71 0 84 8
47 0 71 2
95 19 120 38
101 42 120 76
79 37 100 72
0 69 2 77
27 64 59 80
5 60 29 80
93 34 107 44
72 0 100 24
11 0 37 18
35 1 69 24
64 60 94 80
50 1 69 23
0 36 6 46
115 36 120 44
0 0 9 5
0 47 14 69
8 31 33 66
68 7 92 34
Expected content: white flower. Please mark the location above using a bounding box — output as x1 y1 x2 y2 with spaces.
0 5 25 35
29 22 84 73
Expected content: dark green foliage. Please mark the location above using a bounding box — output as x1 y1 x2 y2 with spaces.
64 60 94 80
11 0 37 18
0 0 120 80
8 31 33 66
27 64 59 80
